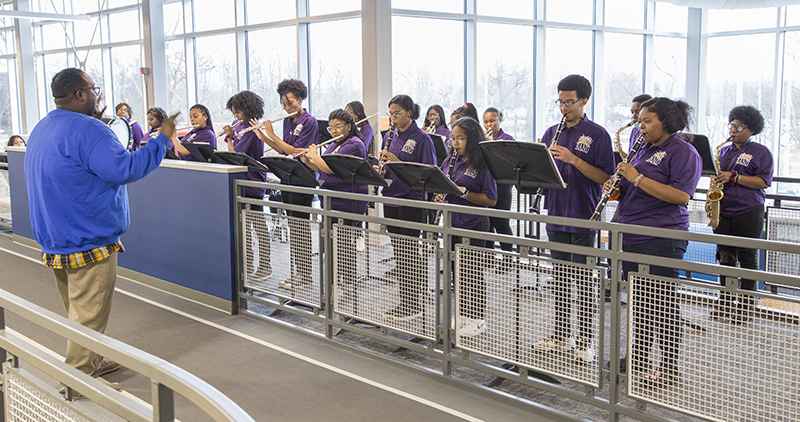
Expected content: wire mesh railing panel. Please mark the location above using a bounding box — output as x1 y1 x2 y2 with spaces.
766 207 800 280
454 246 602 386
242 209 321 308
4 365 91 422
0 168 11 222
333 225 437 339
627 274 800 422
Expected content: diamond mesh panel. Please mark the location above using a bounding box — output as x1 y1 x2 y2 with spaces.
242 209 321 307
332 224 437 339
455 247 602 386
4 365 90 422
627 274 800 422
766 207 800 279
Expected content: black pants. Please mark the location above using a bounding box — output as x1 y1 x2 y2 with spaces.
384 205 426 312
713 204 764 292
283 191 314 283
489 184 513 252
451 217 491 319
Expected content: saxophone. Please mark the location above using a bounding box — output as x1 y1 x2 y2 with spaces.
614 120 635 156
706 136 733 229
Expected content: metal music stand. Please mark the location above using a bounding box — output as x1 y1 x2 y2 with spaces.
678 133 718 176
164 148 179 160
182 143 221 163
214 151 272 173
428 133 449 166
479 140 566 387
259 155 320 188
385 162 464 199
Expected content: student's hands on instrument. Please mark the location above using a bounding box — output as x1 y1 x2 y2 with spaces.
159 112 181 139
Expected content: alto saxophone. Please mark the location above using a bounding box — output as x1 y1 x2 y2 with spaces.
614 120 635 156
706 136 733 229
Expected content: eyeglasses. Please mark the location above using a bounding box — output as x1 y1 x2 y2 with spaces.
449 136 468 143
729 123 748 132
327 125 345 134
554 99 580 107
387 110 404 118
81 86 101 96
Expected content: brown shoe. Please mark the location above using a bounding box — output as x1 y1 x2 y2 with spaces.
91 358 121 378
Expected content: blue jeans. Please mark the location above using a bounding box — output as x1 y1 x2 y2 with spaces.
546 230 597 344
623 237 687 370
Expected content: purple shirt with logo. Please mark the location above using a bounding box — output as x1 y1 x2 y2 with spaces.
718 141 773 217
358 122 374 150
381 122 437 205
618 134 702 245
541 116 615 233
319 135 369 214
492 129 515 141
440 154 498 229
177 126 216 161
234 121 266 199
128 119 144 151
282 109 318 150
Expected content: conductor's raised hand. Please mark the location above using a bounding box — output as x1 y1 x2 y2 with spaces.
159 112 181 140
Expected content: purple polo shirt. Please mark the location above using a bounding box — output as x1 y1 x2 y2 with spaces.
492 129 515 141
234 121 266 199
129 119 144 151
718 141 773 217
282 109 318 150
177 126 216 161
318 135 368 214
435 126 452 147
441 154 498 229
541 116 615 233
358 122 374 150
140 128 158 145
618 134 702 245
628 126 642 152
381 122 437 205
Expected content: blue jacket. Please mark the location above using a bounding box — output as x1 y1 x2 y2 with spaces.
25 109 169 254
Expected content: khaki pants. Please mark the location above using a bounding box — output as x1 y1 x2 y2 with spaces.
53 252 117 375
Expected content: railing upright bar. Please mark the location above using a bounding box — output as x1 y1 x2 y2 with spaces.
152 381 175 422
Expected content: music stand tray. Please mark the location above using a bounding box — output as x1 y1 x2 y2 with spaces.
479 141 566 194
214 151 271 172
677 133 718 176
322 154 388 188
385 162 463 197
260 155 320 188
182 143 220 163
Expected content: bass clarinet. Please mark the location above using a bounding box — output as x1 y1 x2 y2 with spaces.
373 122 396 195
433 148 459 225
530 114 568 213
589 133 646 221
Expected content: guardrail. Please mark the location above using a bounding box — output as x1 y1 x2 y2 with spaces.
0 287 254 422
235 179 800 422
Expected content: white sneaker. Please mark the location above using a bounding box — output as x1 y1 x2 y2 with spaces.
532 335 575 353
575 344 596 364
458 317 487 337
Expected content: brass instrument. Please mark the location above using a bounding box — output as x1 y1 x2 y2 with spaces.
706 136 733 229
373 122 397 195
433 148 459 225
485 128 493 140
291 134 344 159
237 111 299 138
614 120 635 155
424 121 437 134
590 133 646 221
217 120 241 136
530 114 568 213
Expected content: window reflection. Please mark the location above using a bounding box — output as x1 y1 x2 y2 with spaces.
166 40 187 126
247 26 297 130
652 36 686 99
195 34 238 137
308 18 362 118
603 32 644 147
544 28 592 128
780 31 800 178
605 0 644 29
547 0 593 24
192 0 235 32
308 0 360 16
476 0 533 19
111 45 144 123
108 10 141 43
246 0 295 24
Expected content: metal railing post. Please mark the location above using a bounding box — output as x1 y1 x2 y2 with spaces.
152 380 175 422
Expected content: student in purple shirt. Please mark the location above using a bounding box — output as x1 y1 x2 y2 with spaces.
607 97 702 389
302 109 368 286
141 107 168 148
115 102 144 151
482 107 516 268
377 94 436 321
346 100 374 150
532 75 614 364
449 102 479 129
258 79 318 290
710 105 773 324
440 116 497 337
222 91 271 282
423 104 450 164
174 104 216 161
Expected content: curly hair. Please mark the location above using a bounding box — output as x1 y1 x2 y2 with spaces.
328 108 363 143
51 68 87 99
641 97 692 134
147 107 168 125
423 105 448 130
277 79 308 101
451 102 479 122
115 102 133 118
557 74 592 100
449 116 487 171
226 90 265 120
388 94 421 120
728 105 764 136
632 94 652 104
190 103 214 134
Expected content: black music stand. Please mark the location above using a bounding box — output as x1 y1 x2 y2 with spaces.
386 162 464 199
479 140 565 387
317 119 333 144
259 155 320 188
214 151 271 172
164 148 179 160
428 133 449 166
182 143 221 163
678 133 718 176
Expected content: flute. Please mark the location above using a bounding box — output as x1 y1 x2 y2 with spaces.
217 120 242 136
237 111 299 138
291 134 345 159
356 112 379 125
175 124 200 132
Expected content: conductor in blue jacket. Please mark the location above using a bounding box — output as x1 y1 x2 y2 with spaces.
25 68 177 391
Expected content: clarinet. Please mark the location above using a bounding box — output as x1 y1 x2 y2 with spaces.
433 148 459 225
589 133 646 221
373 122 396 195
530 114 568 213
